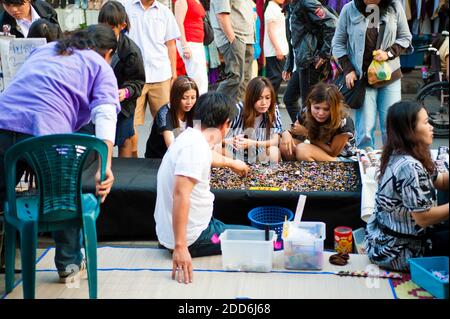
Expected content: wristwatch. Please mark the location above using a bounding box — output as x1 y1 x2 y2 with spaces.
387 50 394 60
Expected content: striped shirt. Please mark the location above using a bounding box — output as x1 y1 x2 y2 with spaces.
225 102 283 162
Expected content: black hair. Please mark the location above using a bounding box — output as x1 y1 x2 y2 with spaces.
55 24 117 57
98 0 130 33
354 0 394 17
193 92 236 129
28 18 63 42
1 0 30 5
169 76 199 129
379 100 435 179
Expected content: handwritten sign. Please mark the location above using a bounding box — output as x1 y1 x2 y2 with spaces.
0 37 46 91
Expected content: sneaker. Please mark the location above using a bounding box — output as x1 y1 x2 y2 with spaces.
278 102 286 109
58 259 87 283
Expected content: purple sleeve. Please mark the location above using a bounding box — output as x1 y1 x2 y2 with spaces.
89 60 121 114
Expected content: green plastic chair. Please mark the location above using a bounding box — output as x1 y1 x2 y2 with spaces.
3 133 108 299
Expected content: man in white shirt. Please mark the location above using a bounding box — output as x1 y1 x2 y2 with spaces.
155 92 252 284
120 0 180 157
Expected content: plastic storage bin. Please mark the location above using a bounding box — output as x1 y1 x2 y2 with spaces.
219 229 276 272
248 206 293 250
409 257 449 299
283 222 326 270
400 34 432 69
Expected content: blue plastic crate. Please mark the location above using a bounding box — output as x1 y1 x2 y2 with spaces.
400 34 432 69
409 257 449 299
248 206 294 250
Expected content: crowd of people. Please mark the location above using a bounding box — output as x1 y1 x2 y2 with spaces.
0 0 448 286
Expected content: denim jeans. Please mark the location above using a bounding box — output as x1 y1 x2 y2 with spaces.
0 129 84 273
52 227 84 272
188 218 255 258
355 79 401 150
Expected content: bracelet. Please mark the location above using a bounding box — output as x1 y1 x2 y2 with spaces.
124 88 130 100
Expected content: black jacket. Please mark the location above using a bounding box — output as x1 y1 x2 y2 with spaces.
113 33 145 118
0 0 58 38
284 0 337 71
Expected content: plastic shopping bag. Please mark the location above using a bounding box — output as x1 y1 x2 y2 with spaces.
368 59 392 85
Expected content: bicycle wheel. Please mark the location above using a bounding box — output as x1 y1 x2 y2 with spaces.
416 81 449 137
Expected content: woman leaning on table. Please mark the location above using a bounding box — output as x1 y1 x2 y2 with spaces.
364 101 449 272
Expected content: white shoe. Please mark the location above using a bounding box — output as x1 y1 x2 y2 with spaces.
58 259 87 283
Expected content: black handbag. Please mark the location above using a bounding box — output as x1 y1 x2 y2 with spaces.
203 14 214 46
335 22 387 109
335 73 367 109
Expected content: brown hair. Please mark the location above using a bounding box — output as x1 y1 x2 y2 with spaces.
379 101 435 180
169 76 199 129
304 82 349 143
243 77 276 135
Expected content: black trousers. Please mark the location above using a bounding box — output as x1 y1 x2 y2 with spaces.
283 65 326 123
265 56 285 104
0 130 33 212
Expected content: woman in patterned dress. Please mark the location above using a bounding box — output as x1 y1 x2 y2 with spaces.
364 101 449 271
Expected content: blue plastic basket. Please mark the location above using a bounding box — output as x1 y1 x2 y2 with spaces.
247 206 294 246
409 256 449 299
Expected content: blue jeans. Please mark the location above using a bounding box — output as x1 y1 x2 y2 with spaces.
0 129 83 273
188 218 255 258
355 79 401 150
52 227 84 272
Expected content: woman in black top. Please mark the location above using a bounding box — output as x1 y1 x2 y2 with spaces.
98 1 145 157
145 76 199 159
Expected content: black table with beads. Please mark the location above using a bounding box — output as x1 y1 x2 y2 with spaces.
210 161 363 248
82 158 364 248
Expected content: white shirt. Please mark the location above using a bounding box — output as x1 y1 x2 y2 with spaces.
121 0 180 83
155 127 214 249
16 5 40 38
263 1 288 58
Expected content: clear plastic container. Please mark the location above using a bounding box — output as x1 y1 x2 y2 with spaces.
283 222 326 270
219 229 276 272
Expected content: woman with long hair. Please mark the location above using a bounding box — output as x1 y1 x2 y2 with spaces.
280 82 356 161
224 76 283 164
0 24 120 282
144 76 199 159
364 101 449 271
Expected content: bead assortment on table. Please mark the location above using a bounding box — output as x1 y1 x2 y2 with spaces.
336 270 403 280
210 161 360 192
